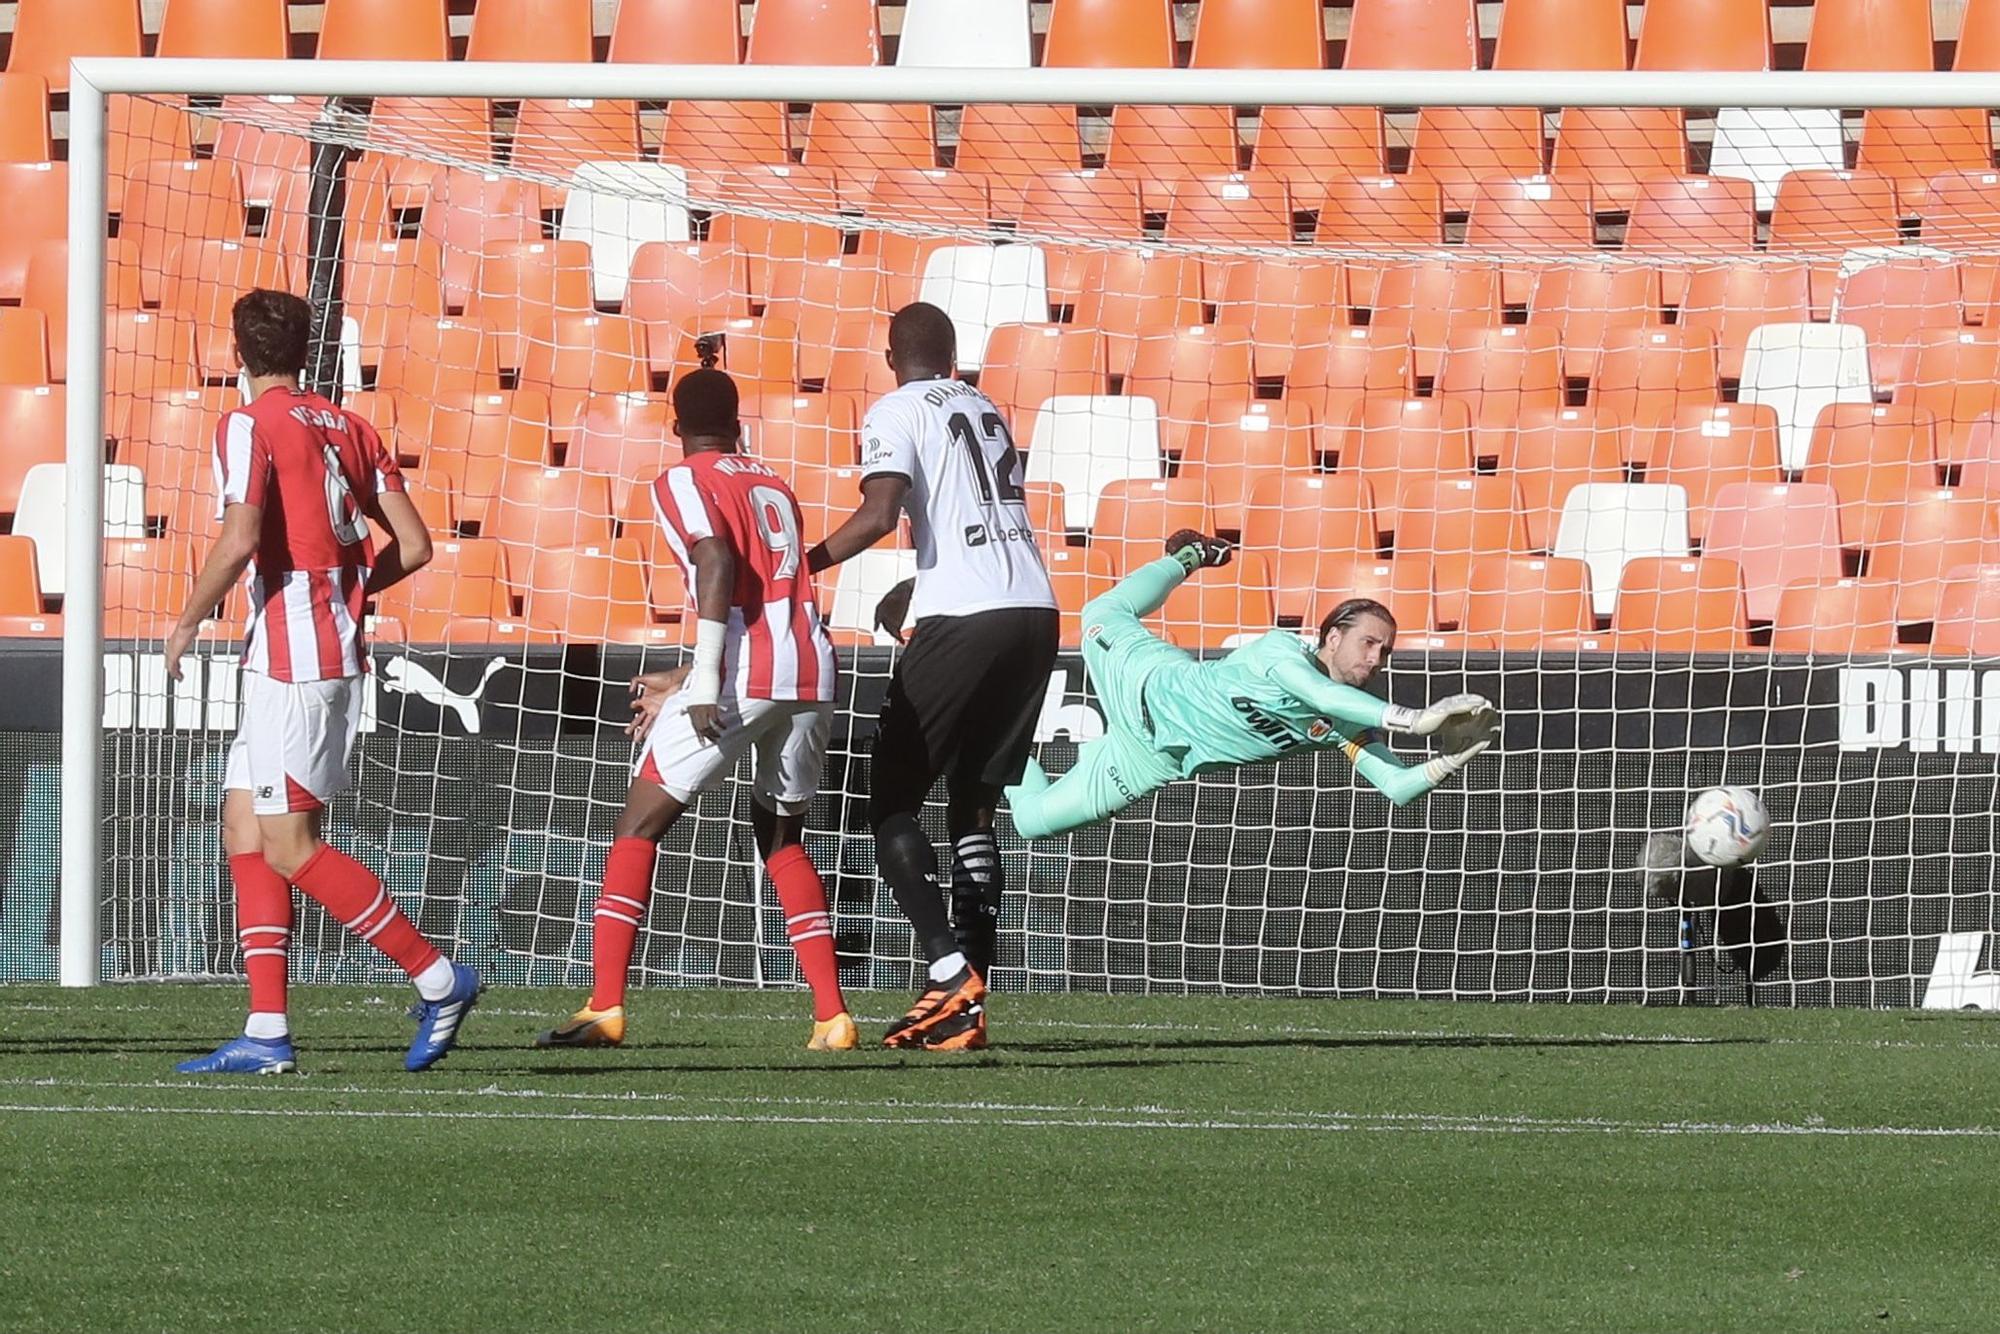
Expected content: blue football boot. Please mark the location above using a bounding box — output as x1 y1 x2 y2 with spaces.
176 1034 297 1075
405 963 483 1072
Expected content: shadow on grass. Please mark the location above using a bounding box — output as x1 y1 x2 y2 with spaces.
999 1034 1771 1055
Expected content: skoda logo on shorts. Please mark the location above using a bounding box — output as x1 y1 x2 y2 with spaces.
964 523 989 547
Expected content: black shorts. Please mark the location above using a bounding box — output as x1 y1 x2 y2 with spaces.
869 605 1061 824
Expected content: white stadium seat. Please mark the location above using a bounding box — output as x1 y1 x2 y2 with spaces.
16 463 147 598
1024 395 1164 530
558 162 693 306
1738 322 1875 472
1709 108 1845 212
918 243 1049 374
829 548 919 643
896 0 1033 67
1552 483 1692 617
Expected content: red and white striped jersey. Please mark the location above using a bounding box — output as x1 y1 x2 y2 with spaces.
213 386 400 683
651 451 838 703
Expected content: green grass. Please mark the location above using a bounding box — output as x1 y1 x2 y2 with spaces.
3 986 1999 1333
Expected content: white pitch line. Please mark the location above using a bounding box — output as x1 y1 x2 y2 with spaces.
2 1098 1998 1139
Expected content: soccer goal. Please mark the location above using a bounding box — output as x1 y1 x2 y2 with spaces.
53 59 2000 1006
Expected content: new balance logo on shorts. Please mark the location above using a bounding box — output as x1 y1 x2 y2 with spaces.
256 785 274 800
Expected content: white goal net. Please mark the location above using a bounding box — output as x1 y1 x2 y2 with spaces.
60 66 2000 1005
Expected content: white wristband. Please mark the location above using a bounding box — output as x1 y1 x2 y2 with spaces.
684 619 726 707
1381 704 1419 732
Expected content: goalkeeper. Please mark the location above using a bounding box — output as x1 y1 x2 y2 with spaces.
1002 532 1498 840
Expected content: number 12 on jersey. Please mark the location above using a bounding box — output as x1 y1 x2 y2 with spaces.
946 411 1025 506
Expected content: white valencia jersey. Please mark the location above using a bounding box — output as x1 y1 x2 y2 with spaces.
860 379 1057 621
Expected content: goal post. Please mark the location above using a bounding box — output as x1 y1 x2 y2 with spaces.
58 58 2000 1002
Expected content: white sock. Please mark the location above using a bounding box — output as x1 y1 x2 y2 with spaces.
413 956 457 1002
929 951 969 984
243 1012 289 1041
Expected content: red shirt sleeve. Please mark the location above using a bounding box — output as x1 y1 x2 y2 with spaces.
349 411 404 495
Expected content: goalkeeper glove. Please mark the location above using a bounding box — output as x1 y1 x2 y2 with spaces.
1420 736 1492 787
1381 691 1495 737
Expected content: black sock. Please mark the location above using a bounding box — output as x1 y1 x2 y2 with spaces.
950 830 1002 976
875 813 960 967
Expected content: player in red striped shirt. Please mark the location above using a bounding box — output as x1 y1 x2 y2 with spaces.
164 290 480 1076
536 366 854 1051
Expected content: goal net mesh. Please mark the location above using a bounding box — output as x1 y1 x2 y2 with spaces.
84 89 2000 1004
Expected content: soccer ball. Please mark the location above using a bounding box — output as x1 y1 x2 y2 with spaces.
1684 786 1770 868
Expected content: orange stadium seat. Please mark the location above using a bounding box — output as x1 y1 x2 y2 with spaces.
1858 110 1995 215
1497 404 1628 551
1180 399 1317 534
1610 556 1748 650
0 75 51 162
1703 482 1845 621
1768 171 1903 255
1396 475 1530 616
1552 109 1688 213
1089 477 1211 574
512 100 644 209
1408 109 1546 212
1959 0 2000 68
1865 490 2000 625
105 311 198 397
1918 169 2000 307
518 541 654 643
1770 580 1900 653
1240 474 1379 621
803 103 933 174
748 0 880 64
1252 107 1382 185
1804 0 1935 71
763 256 883 385
1310 177 1443 279
1341 397 1475 532
787 466 872 545
1678 263 1816 381
343 240 448 374
1648 402 1783 539
1192 0 1324 68
468 0 594 62
1288 326 1414 427
1166 175 1293 244
1043 0 1175 67
625 241 752 330
1045 546 1120 647
1932 565 2000 652
1160 553 1279 648
159 239 293 381
209 97 319 214
1124 324 1256 455
120 161 246 308
123 400 223 538
1308 557 1433 635
1526 264 1661 381
1343 0 1477 69
1899 330 2000 467
1494 0 1628 70
1633 0 1771 71
1466 176 1595 304
1589 325 1721 456
0 162 64 303
106 95 196 218
417 169 542 315
1018 172 1148 241
485 466 616 556
955 106 1084 220
980 324 1110 422
378 539 515 640
0 385 63 513
1070 252 1205 369
677 315 797 395
822 315 899 402
364 102 495 210
5 0 141 91
1106 106 1240 195
643 559 690 624
610 0 742 62
1803 402 1940 545
103 539 194 640
1364 263 1503 381
1211 257 1346 382
569 392 676 512
377 317 505 404
0 536 44 616
466 239 597 336
409 390 552 493
519 314 651 433
1435 325 1565 439
158 0 290 58
1623 175 1759 290
1461 556 1597 647
318 0 450 58
1837 259 1963 394
661 102 790 169
856 168 990 228
742 393 858 472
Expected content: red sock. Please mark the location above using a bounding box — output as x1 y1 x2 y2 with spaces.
591 837 658 1011
767 844 846 1022
231 853 292 1022
292 844 442 980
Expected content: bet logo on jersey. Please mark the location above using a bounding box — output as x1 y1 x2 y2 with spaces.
964 523 989 547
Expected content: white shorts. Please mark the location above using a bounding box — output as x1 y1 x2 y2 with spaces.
223 671 363 816
636 695 833 816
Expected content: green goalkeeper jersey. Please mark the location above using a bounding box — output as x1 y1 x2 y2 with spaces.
1139 631 1389 778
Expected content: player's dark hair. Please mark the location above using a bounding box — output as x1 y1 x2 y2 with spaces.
1318 598 1396 646
888 300 957 374
232 288 312 378
672 366 740 440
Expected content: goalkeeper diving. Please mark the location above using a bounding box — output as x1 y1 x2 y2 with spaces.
1000 533 1499 840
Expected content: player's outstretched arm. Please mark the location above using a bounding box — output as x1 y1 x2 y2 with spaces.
1268 655 1490 736
806 475 907 574
165 501 262 680
1347 735 1493 807
362 490 434 597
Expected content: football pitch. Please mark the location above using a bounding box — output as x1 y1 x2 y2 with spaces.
4 986 1999 1333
